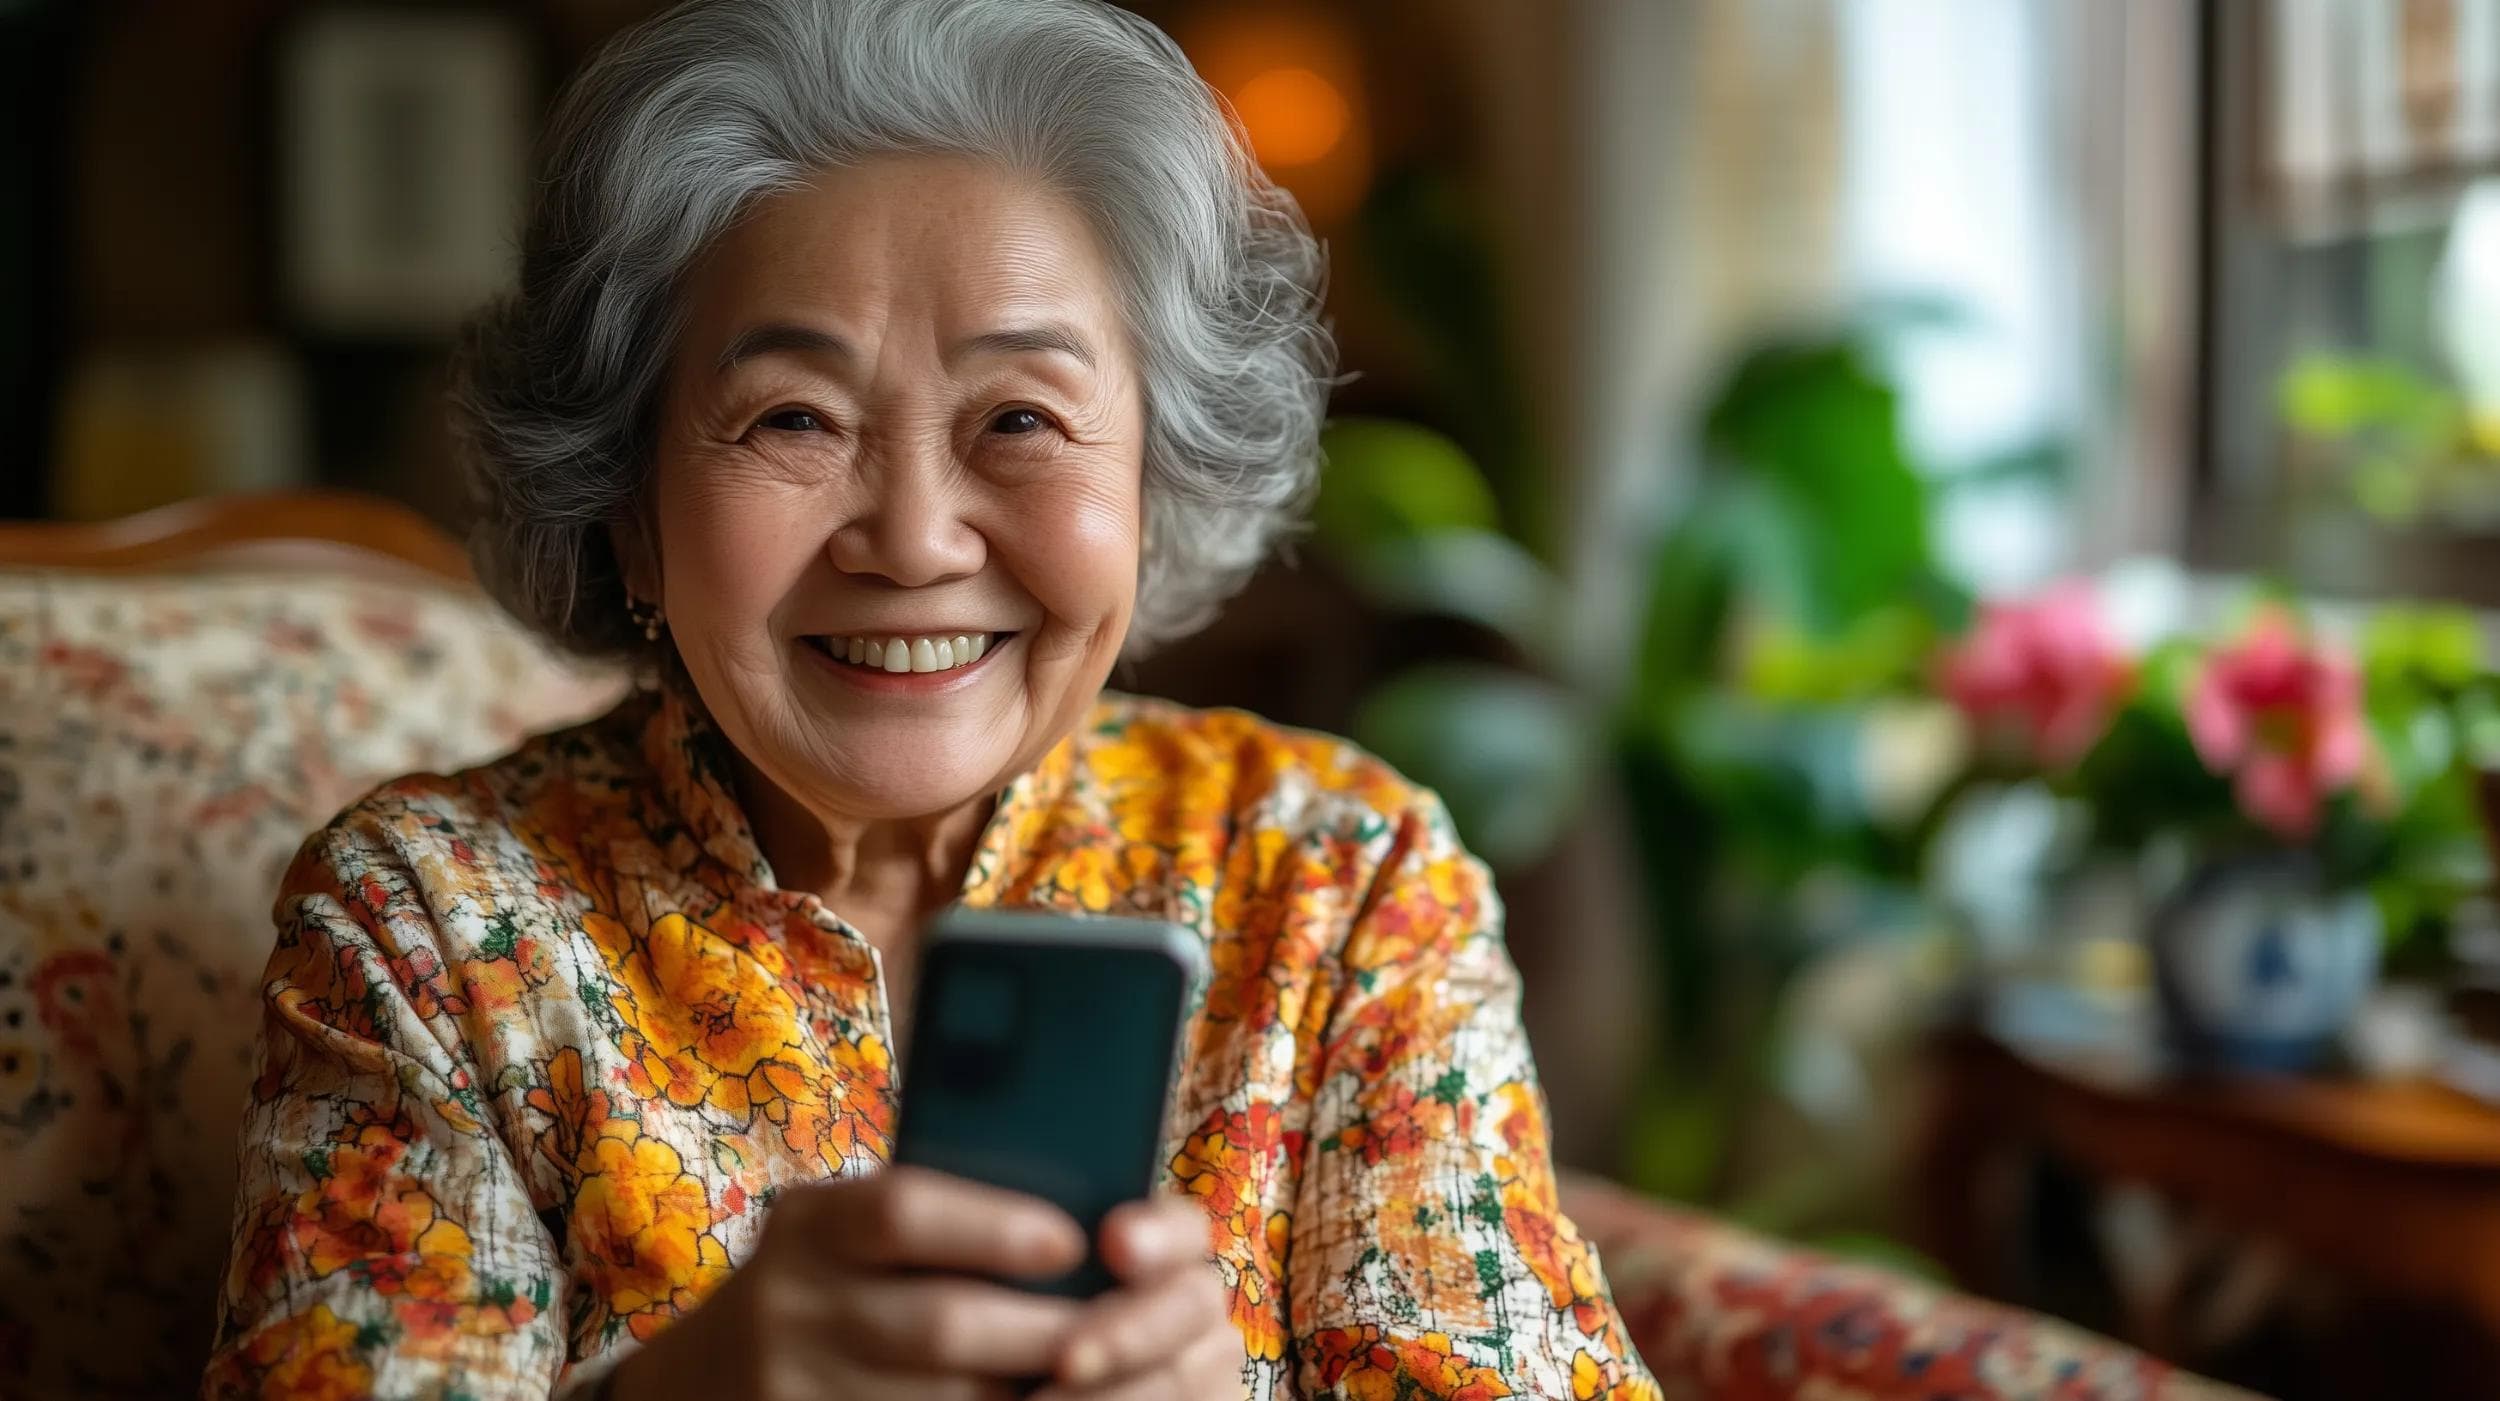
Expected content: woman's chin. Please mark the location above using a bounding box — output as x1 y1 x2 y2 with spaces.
800 719 1026 818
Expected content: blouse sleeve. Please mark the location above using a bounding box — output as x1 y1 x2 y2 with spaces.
1287 796 1658 1401
204 820 577 1399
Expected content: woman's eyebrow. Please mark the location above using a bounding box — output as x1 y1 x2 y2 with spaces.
949 322 1098 371
714 322 852 374
713 320 1098 374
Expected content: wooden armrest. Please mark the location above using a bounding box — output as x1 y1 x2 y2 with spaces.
0 490 473 585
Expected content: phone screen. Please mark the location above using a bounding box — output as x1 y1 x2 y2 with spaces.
893 912 1199 1296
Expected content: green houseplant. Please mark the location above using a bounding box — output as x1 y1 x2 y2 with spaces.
1312 322 1992 1257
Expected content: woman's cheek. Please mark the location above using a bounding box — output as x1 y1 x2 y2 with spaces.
1012 460 1141 621
659 462 838 623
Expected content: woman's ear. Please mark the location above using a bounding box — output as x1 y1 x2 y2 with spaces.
610 511 661 604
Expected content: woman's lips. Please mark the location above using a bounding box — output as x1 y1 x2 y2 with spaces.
799 631 1013 691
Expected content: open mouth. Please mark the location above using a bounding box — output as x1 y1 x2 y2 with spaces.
803 632 1009 675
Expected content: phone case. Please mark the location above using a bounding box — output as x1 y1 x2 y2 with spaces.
892 908 1208 1297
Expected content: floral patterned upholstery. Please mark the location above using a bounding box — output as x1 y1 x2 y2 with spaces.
0 561 2251 1400
1563 1174 2261 1401
0 569 623 1398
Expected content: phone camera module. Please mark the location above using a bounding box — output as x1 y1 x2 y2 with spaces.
927 958 1022 1095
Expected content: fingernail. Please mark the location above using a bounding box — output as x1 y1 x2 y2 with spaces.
1017 1216 1067 1260
1065 1338 1108 1385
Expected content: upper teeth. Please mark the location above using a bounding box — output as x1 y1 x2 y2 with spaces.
826 633 990 673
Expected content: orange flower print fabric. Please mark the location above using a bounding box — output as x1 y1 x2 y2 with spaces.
207 689 1656 1399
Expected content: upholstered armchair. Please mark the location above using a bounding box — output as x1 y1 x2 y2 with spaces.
0 495 2255 1398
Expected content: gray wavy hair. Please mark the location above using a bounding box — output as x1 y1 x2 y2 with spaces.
451 0 1333 660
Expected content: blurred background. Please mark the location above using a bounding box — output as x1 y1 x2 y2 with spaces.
7 1 2500 1396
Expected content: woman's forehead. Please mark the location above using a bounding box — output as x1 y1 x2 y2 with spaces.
685 156 1123 338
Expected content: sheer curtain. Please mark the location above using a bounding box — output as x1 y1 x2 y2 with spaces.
1836 0 2088 596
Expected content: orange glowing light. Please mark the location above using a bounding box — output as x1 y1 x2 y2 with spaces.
1232 66 1350 169
1178 7 1371 226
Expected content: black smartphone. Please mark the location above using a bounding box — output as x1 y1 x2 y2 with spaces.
892 907 1207 1297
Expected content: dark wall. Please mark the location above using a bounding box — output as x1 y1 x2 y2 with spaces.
2 0 85 516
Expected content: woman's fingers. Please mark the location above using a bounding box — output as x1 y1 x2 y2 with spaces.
752 1176 1229 1391
1052 1246 1231 1387
1033 1323 1245 1401
1095 1196 1210 1282
797 1166 1089 1278
1048 1195 1229 1387
832 1375 1028 1401
829 1275 1083 1377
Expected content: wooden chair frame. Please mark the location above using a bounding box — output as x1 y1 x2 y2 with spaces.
0 491 473 584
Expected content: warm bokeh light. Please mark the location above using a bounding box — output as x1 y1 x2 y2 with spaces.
1176 5 1370 226
1232 65 1349 168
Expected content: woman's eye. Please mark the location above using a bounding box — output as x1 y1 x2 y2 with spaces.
758 408 823 433
990 407 1047 436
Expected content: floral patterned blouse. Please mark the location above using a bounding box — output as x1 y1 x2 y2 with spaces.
206 687 1659 1400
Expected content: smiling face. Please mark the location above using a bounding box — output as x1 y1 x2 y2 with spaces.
633 154 1144 827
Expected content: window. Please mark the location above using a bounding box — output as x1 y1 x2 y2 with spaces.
2196 0 2500 602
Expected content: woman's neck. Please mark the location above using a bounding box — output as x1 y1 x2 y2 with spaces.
726 750 995 951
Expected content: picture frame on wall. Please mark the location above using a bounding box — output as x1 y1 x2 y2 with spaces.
278 8 534 339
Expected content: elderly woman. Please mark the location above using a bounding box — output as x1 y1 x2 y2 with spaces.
207 1 1655 1397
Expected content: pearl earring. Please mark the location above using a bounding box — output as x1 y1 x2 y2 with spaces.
628 597 664 642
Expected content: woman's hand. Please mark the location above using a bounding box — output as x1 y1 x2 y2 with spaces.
609 1166 1091 1401
1032 1197 1246 1401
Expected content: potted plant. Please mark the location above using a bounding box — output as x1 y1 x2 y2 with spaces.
1933 588 2494 1071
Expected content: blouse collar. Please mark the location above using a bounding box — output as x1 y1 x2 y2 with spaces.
637 682 772 888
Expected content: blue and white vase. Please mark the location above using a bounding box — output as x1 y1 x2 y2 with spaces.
2149 854 2381 1072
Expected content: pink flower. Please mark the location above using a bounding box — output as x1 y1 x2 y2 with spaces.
2184 609 2372 841
1938 580 2134 769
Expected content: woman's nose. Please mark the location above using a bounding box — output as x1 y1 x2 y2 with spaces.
824 444 986 588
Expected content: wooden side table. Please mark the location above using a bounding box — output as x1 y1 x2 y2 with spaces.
1915 1031 2500 1399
